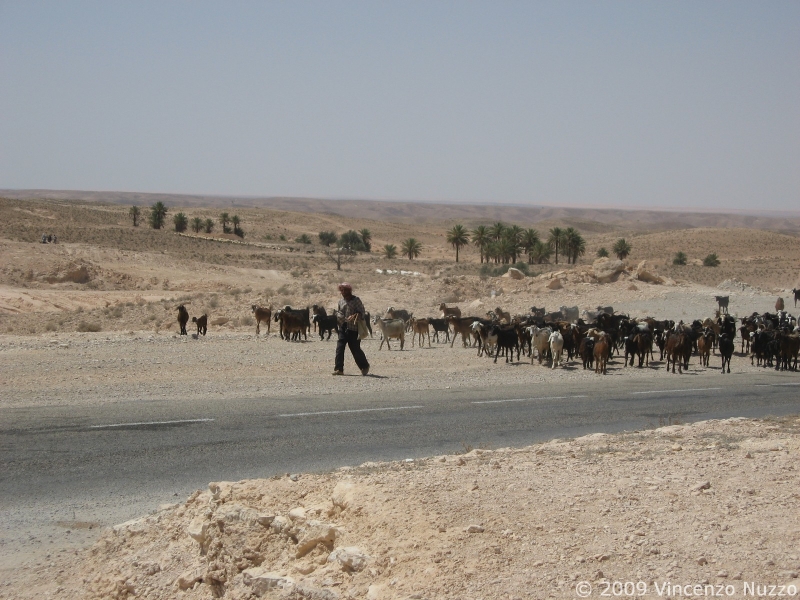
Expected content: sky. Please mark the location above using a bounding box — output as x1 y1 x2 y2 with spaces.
1 1 798 211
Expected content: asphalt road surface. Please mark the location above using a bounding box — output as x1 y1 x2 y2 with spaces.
2 372 799 567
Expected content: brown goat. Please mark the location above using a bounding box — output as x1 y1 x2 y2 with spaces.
439 303 461 319
251 305 272 335
410 317 431 348
593 333 610 374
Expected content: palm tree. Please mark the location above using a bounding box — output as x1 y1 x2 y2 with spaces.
383 244 398 259
231 215 243 237
219 212 231 233
128 206 141 227
401 238 422 260
612 238 632 260
521 228 540 264
596 247 609 258
498 236 517 264
359 229 372 252
548 227 564 264
191 217 203 233
564 228 586 264
504 225 524 263
528 240 552 264
173 212 188 233
149 202 168 229
446 224 469 262
204 218 214 234
673 251 688 265
703 253 720 267
489 221 506 242
471 225 490 263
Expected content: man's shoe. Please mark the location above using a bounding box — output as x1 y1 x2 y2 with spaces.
361 366 370 376
332 370 343 376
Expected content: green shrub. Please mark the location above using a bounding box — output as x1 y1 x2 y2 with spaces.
703 253 720 267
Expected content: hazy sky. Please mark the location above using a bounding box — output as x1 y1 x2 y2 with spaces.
1 2 798 211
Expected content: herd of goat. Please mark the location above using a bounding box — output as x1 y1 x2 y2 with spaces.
174 295 800 375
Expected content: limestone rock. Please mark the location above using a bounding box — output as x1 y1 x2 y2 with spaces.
296 521 338 557
546 278 563 290
216 503 273 527
592 258 626 283
327 546 369 572
242 568 295 596
176 567 204 590
187 516 208 544
504 267 525 280
331 481 360 512
636 260 666 284
288 507 307 522
465 524 485 533
209 481 235 502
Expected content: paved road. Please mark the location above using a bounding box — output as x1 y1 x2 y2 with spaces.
1 372 799 566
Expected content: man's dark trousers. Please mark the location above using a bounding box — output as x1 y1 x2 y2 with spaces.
335 326 369 373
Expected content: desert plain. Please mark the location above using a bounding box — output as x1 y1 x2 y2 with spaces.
0 193 799 599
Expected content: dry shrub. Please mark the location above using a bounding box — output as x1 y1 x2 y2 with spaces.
76 321 101 332
63 266 91 284
241 315 254 327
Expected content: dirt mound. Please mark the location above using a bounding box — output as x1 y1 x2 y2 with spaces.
14 417 799 599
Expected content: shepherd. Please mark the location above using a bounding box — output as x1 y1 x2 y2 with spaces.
333 283 370 376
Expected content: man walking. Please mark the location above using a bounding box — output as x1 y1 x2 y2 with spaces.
333 283 370 376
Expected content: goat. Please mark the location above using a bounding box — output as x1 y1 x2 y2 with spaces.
312 313 338 341
274 306 310 340
386 307 413 330
697 328 713 367
579 337 595 370
718 332 734 373
428 317 451 343
494 307 511 324
559 305 579 324
276 309 306 341
664 331 688 374
409 317 431 348
528 325 553 365
549 330 564 368
373 317 406 350
715 295 729 314
251 305 272 335
439 303 461 319
471 320 497 357
529 306 546 318
633 331 652 367
448 316 480 348
177 305 189 336
191 314 207 336
593 333 610 374
491 325 520 363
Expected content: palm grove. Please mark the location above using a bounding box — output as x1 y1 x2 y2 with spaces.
130 203 244 237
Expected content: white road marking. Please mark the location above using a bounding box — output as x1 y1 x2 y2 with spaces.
754 383 800 387
279 406 424 418
630 387 724 395
472 395 588 405
89 418 214 429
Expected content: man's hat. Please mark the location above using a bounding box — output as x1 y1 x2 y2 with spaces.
338 282 352 292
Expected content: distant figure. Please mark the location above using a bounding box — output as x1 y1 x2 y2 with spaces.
47 234 53 243
52 235 57 244
41 234 47 244
776 297 784 312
